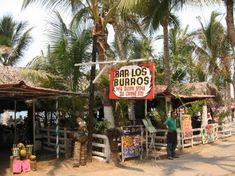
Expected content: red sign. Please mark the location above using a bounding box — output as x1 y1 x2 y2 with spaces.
109 64 154 99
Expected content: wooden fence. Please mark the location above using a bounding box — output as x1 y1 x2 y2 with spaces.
38 121 235 161
92 134 110 161
39 128 73 158
153 122 235 149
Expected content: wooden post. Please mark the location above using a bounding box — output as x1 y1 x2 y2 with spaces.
144 100 149 157
87 35 97 161
55 98 59 159
47 128 50 148
105 135 111 162
202 105 208 127
33 100 36 153
14 100 17 144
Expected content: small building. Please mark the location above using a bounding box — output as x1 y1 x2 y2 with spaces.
134 82 221 126
0 66 86 155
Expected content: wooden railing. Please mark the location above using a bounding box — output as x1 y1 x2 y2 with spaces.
39 128 72 158
37 122 235 161
38 128 111 161
151 122 235 149
92 134 110 161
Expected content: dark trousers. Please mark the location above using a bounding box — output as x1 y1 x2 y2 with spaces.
166 131 177 157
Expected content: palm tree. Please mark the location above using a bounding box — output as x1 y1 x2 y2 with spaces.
27 12 92 92
119 0 186 86
0 15 32 66
193 11 232 103
223 0 235 100
168 25 194 82
224 0 235 47
194 12 231 84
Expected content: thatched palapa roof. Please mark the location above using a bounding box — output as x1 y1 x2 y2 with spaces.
0 66 87 100
0 66 32 85
155 82 219 99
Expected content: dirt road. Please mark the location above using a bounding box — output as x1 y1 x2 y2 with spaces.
2 136 235 176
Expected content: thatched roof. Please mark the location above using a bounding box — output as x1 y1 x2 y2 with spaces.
0 66 32 85
155 82 219 99
0 66 87 100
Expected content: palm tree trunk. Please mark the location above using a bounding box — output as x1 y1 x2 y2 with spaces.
93 13 115 128
224 0 235 105
94 16 109 68
224 0 235 47
87 35 97 161
112 21 127 60
161 17 171 87
233 56 235 96
72 68 79 92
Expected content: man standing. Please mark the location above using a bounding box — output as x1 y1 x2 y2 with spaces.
164 111 178 160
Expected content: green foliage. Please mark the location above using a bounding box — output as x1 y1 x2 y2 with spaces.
187 100 205 116
149 99 166 125
150 111 162 123
218 110 229 123
0 15 32 65
193 11 232 88
99 75 110 89
93 119 109 134
26 12 92 93
169 25 194 82
113 100 129 127
58 96 87 114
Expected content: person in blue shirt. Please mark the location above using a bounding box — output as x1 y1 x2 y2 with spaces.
164 111 178 160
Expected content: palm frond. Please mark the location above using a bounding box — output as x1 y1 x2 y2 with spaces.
22 0 72 13
70 7 91 30
118 0 143 12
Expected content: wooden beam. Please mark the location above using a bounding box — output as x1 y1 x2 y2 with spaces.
74 58 153 67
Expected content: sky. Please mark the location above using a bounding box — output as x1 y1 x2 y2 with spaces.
0 1 226 67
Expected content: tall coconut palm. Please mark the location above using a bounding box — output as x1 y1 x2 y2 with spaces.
23 0 125 127
224 0 235 47
223 0 235 100
22 0 125 162
119 0 186 87
26 12 91 130
194 12 231 84
193 11 232 103
0 15 32 66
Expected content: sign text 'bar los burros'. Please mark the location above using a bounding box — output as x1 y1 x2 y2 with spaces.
109 64 155 100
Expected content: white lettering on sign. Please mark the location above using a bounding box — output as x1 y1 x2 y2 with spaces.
113 65 152 98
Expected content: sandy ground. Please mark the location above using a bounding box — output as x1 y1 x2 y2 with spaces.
2 136 235 176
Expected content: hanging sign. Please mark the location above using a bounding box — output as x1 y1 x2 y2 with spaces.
109 64 154 99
